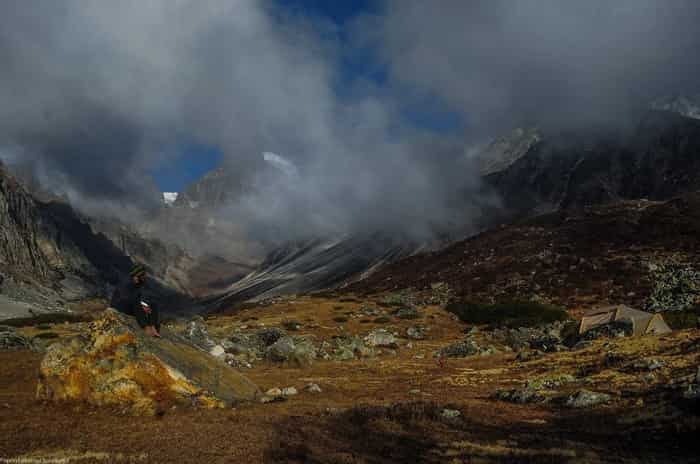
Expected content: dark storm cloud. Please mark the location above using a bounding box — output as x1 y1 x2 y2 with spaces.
0 0 698 246
377 0 700 138
0 0 485 239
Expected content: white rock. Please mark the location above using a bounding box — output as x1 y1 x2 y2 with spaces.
304 383 322 393
440 408 461 419
209 345 225 357
265 387 282 396
282 386 298 396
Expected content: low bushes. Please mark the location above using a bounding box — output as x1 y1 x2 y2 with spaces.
444 300 570 329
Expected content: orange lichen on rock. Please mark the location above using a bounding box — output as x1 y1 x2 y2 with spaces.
36 309 259 415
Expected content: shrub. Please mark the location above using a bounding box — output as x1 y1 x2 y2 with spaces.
33 332 60 339
444 300 570 329
381 293 408 306
662 305 700 330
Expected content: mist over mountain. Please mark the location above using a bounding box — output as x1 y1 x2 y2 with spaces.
1 1 699 259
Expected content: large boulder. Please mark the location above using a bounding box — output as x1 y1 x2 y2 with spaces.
364 329 398 348
264 335 317 367
437 338 483 358
565 390 611 408
36 309 260 415
182 317 217 350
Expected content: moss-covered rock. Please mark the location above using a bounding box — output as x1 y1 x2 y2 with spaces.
36 309 260 415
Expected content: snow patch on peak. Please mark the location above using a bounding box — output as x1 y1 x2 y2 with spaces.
162 192 179 206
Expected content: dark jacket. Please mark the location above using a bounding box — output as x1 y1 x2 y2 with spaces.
110 280 143 316
110 279 160 329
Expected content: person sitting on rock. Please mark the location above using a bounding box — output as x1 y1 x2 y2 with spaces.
110 264 161 337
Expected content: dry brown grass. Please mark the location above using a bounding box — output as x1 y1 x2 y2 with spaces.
1 295 699 463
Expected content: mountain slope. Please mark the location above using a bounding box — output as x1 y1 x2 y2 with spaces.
206 234 422 309
485 111 700 220
0 162 51 279
0 164 194 318
351 192 700 311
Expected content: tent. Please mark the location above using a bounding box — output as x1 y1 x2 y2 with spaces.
579 305 671 337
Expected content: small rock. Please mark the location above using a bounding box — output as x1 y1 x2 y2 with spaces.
395 307 420 320
527 374 575 390
361 306 381 317
633 358 665 371
281 320 303 331
209 345 225 358
282 387 298 396
565 390 611 408
304 383 322 393
406 326 428 340
364 329 398 348
438 338 482 358
440 408 461 420
683 384 700 399
257 327 286 347
265 387 283 396
495 388 545 404
409 389 421 395
185 318 216 350
265 336 317 366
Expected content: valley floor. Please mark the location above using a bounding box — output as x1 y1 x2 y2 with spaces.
1 296 699 463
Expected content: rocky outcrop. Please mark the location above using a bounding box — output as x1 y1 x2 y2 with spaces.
651 95 700 120
88 217 197 295
475 127 541 176
36 309 260 415
0 162 50 278
0 164 197 316
565 390 612 408
485 111 700 220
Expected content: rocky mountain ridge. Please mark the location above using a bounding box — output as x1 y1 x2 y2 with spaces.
0 162 194 319
484 111 700 221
